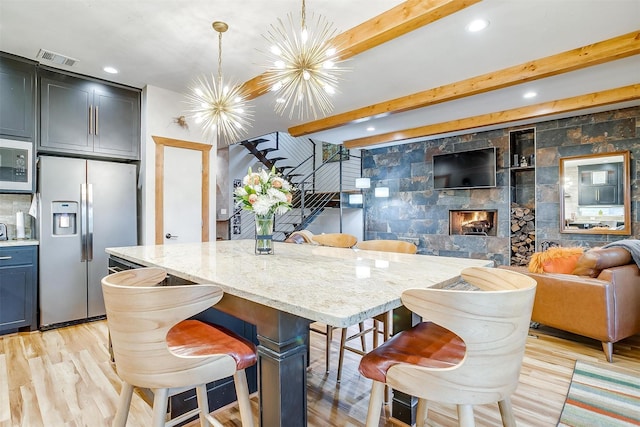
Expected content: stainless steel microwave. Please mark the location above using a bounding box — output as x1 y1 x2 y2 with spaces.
0 138 33 192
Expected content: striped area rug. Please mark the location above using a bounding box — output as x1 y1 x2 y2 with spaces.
558 360 640 426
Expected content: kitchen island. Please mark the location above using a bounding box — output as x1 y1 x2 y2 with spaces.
107 240 492 426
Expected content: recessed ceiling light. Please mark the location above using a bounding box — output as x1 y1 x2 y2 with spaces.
523 91 537 99
366 126 375 132
466 19 489 33
103 66 119 74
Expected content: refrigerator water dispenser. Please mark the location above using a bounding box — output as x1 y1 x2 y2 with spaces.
52 201 77 235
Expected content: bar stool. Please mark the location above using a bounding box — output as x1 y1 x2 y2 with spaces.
338 239 418 382
358 267 536 427
102 267 257 427
307 233 358 374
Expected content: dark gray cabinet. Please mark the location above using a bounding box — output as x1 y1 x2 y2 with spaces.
0 53 36 141
578 163 622 205
0 245 37 333
40 70 140 160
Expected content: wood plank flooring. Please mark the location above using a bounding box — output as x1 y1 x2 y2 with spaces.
1 320 638 427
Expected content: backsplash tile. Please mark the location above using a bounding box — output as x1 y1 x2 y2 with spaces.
0 194 35 240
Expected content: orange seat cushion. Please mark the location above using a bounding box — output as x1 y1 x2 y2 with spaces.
358 322 465 383
167 319 257 370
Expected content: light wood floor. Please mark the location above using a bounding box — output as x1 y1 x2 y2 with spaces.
1 320 639 427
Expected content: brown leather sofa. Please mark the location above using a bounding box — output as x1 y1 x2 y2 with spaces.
503 246 640 362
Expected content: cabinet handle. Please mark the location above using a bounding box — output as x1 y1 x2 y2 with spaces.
0 256 12 260
89 106 93 135
95 105 99 136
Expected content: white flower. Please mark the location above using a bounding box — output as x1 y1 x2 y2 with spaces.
234 167 294 216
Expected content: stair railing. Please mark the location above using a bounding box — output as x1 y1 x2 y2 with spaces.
231 136 361 241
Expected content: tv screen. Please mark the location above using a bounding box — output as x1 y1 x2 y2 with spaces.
433 147 497 190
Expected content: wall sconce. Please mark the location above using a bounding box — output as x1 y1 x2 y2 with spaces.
355 177 371 189
374 187 389 198
349 194 363 205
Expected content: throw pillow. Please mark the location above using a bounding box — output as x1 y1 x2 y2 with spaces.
528 247 585 274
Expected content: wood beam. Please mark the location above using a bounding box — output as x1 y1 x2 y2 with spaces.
240 0 481 99
292 31 640 137
343 84 640 148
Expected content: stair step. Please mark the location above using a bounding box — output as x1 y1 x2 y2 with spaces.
260 148 278 154
247 138 269 145
268 157 287 163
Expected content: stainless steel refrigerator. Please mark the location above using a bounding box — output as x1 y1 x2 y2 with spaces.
39 156 137 328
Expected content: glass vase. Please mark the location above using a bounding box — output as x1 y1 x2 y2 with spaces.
255 213 274 255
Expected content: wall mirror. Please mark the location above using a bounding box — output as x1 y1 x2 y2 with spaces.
560 151 630 235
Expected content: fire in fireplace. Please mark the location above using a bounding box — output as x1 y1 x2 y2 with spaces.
450 210 497 236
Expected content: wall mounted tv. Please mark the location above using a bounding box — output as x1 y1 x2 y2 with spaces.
433 147 497 190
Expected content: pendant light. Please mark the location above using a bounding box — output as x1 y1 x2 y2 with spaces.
187 21 253 146
262 0 347 120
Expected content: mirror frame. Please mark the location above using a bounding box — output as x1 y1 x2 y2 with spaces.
559 151 631 235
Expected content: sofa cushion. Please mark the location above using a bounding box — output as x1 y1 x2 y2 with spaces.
572 246 632 277
528 247 584 274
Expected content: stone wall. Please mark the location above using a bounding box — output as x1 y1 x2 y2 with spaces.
361 106 640 266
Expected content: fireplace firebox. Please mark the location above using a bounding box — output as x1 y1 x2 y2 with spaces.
450 210 497 236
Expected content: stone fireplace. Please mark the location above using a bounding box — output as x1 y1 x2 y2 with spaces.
449 210 497 236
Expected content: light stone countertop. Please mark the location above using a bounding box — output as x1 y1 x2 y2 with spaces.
106 240 492 328
0 239 39 247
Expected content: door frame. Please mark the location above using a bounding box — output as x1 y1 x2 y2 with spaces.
152 135 212 244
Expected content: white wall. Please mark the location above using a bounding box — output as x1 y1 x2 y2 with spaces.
306 208 364 241
140 85 213 245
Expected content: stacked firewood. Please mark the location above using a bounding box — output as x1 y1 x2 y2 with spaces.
511 204 535 266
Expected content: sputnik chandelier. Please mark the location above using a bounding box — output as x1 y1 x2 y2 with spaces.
262 0 347 120
187 21 252 146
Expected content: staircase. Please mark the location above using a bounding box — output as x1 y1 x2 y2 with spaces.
231 132 362 241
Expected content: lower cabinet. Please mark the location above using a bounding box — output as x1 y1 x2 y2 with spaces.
0 245 37 333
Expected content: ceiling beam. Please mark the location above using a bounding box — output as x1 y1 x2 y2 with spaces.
239 0 481 99
343 84 640 148
291 30 640 137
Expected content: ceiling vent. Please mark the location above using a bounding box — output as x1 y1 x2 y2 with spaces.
36 49 78 67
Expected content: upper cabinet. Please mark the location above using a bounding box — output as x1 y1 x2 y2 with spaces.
39 69 140 160
578 163 622 206
0 54 36 142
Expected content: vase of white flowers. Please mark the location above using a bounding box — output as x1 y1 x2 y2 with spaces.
234 167 293 254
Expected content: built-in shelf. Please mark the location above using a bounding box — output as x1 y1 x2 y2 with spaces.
509 127 536 266
510 166 535 172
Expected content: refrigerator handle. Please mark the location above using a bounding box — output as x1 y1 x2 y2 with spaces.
87 183 94 261
80 183 87 261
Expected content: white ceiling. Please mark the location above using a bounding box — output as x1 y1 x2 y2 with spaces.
1 0 639 147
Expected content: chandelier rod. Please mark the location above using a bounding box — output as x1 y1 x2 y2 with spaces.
212 21 228 88
217 30 222 87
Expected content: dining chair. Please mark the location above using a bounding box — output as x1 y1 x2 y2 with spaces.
284 229 316 244
358 266 537 427
312 232 357 248
102 267 257 427
337 239 418 382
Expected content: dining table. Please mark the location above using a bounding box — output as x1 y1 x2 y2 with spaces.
106 239 493 427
